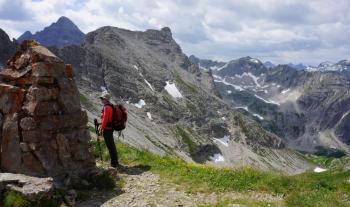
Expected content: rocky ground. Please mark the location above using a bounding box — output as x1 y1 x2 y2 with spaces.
77 165 283 207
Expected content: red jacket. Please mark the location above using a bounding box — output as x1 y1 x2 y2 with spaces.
99 104 113 130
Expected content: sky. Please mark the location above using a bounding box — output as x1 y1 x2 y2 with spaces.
0 0 349 65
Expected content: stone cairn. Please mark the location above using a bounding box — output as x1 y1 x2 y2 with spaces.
0 40 96 178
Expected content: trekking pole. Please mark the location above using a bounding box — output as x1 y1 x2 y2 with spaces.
94 119 103 161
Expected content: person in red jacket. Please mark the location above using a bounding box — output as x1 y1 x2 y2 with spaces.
97 91 119 168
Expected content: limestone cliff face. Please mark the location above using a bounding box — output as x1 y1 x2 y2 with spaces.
0 40 95 177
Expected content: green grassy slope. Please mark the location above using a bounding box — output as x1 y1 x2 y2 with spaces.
91 138 350 207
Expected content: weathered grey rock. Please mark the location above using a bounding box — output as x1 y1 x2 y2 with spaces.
0 40 96 178
1 113 21 172
64 189 77 206
0 173 54 201
20 142 30 152
20 117 37 130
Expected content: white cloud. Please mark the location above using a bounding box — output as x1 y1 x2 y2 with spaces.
0 0 349 65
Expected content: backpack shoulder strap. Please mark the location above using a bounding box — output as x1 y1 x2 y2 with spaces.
104 104 115 122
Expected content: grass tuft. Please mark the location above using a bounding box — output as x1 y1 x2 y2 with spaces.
2 191 31 207
174 125 198 155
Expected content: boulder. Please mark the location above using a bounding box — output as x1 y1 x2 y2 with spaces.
0 173 54 201
0 40 96 178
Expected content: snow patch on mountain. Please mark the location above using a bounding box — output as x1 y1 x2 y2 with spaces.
233 72 263 87
339 109 350 123
281 89 290 94
235 106 249 112
165 81 183 98
209 153 225 162
134 99 146 108
254 94 280 105
306 66 318 72
213 135 230 147
144 79 154 91
253 113 264 120
214 77 244 91
249 58 260 64
215 62 229 71
100 86 107 92
147 112 152 120
198 63 207 70
314 167 327 173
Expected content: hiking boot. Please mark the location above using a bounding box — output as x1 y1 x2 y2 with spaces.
116 164 127 172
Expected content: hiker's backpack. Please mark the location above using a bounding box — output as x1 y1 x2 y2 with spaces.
111 104 128 131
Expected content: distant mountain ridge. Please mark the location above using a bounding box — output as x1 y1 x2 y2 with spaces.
188 55 226 70
306 60 350 72
287 63 307 70
190 56 350 155
17 16 85 48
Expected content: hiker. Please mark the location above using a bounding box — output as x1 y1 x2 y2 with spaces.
96 91 120 168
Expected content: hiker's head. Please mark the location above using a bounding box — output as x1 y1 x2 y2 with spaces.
100 91 111 104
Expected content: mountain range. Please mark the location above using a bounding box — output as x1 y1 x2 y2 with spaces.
190 55 350 156
52 25 311 174
1 16 350 173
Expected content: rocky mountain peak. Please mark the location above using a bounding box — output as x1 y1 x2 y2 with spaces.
161 27 172 36
56 16 76 26
17 16 85 48
217 56 267 77
238 56 262 64
264 61 275 69
47 16 81 33
18 31 33 41
0 40 95 177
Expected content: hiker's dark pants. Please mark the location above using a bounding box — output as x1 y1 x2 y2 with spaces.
103 129 119 167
